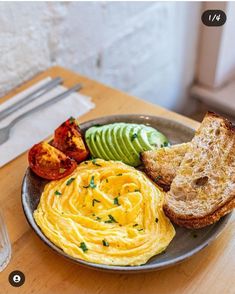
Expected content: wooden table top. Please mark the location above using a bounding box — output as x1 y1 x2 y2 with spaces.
0 66 234 294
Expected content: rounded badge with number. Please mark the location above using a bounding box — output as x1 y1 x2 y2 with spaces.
201 10 226 26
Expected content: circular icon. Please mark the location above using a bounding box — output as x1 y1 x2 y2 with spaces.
8 270 25 287
201 10 226 27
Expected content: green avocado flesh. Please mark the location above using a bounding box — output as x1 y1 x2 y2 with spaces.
85 123 169 166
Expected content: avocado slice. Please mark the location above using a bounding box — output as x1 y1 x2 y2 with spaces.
142 125 169 148
114 123 136 166
122 124 141 166
97 125 117 160
105 125 123 161
136 126 153 151
92 129 111 160
85 126 97 142
85 127 101 158
129 125 145 154
111 123 131 164
148 129 169 148
86 126 109 159
90 131 105 159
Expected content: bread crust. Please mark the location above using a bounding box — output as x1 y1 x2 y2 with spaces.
206 111 233 131
163 197 235 229
164 111 235 228
140 152 170 190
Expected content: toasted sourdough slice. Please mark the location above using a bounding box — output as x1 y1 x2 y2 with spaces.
141 143 190 191
164 112 235 229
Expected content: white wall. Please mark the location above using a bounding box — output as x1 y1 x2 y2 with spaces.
196 2 235 89
215 2 235 86
0 2 201 111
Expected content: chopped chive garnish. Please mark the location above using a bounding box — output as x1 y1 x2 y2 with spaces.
79 242 88 252
90 176 96 189
137 228 143 231
96 216 101 221
163 141 169 147
102 239 109 247
117 173 122 176
134 189 140 192
106 179 109 183
114 197 120 206
84 161 88 165
105 214 118 223
69 116 75 124
92 159 102 166
155 218 159 223
92 199 101 206
83 176 96 189
133 224 138 227
66 177 75 186
154 175 162 182
54 190 62 196
131 133 138 141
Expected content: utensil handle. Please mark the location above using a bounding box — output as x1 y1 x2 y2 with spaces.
8 84 82 129
0 77 63 122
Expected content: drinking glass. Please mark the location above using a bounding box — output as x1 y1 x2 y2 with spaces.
0 210 11 272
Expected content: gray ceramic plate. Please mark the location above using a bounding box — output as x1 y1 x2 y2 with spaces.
21 114 231 273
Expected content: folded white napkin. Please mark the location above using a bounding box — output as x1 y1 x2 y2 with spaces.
0 77 95 167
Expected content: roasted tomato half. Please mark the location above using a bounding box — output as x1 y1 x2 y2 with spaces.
28 142 77 180
52 117 89 163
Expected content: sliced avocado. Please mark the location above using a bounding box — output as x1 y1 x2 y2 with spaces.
116 124 135 166
111 123 131 164
148 130 169 148
105 125 122 161
97 125 116 160
92 130 111 160
122 124 140 166
129 125 145 154
85 123 169 166
90 131 105 159
136 126 153 151
85 127 100 158
121 125 139 165
86 125 108 159
85 126 98 142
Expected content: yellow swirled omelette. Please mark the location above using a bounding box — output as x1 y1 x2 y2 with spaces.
34 159 175 266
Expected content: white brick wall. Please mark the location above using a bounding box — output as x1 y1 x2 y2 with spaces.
0 2 201 111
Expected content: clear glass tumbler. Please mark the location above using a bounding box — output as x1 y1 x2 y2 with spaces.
0 210 11 272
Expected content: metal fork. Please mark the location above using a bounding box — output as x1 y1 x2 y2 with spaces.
0 84 82 145
0 77 63 122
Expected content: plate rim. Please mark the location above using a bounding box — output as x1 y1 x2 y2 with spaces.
21 114 232 272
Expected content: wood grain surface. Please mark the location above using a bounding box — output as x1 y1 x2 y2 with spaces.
0 66 234 294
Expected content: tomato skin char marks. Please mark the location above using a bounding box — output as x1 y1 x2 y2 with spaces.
28 142 77 180
52 117 89 163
